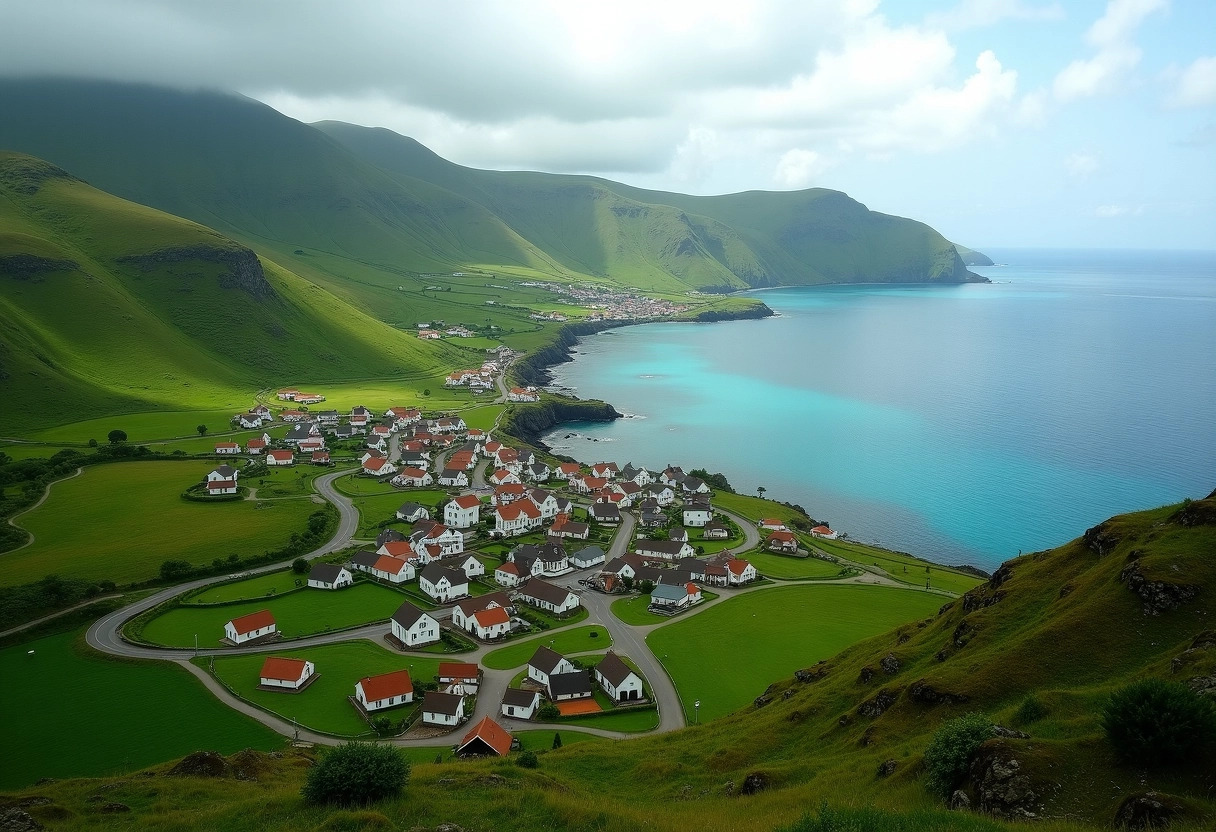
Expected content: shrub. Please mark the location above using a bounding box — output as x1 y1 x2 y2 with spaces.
107 429 127 444
292 558 309 574
302 742 410 806
923 712 994 798
538 703 560 720
1102 678 1216 766
516 750 538 768
1012 694 1048 726
552 732 562 749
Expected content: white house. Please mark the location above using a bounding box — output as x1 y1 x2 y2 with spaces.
438 662 481 691
205 478 238 496
206 464 239 485
494 501 543 536
258 656 314 690
594 651 645 702
683 505 714 527
494 562 522 587
650 582 703 610
527 489 561 520
307 564 352 590
451 593 513 636
489 468 521 487
515 578 581 616
571 545 607 569
396 502 430 522
224 610 276 644
266 449 294 467
355 669 413 712
440 552 485 579
467 604 511 640
646 485 677 506
214 442 241 455
390 601 440 647
444 494 481 529
811 525 839 540
501 687 541 720
421 691 466 727
361 553 414 583
634 539 695 561
726 558 758 585
527 645 576 688
418 563 470 603
362 457 396 477
438 468 469 487
236 413 264 429
548 670 593 701
393 467 433 487
507 387 540 402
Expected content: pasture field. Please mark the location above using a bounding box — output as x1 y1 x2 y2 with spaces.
610 596 668 626
747 551 845 579
646 584 944 721
249 465 328 499
0 630 280 789
28 410 251 444
514 730 606 752
1 461 319 587
0 442 79 461
138 424 290 455
457 404 503 431
190 569 304 604
141 582 407 647
285 379 469 414
812 538 983 595
712 492 810 529
351 490 445 537
334 472 410 497
209 641 441 736
482 625 612 670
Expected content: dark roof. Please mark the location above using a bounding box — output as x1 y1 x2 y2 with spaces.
573 545 605 563
420 562 467 586
454 591 512 618
548 670 592 698
502 687 540 708
440 468 465 478
659 569 698 586
391 600 431 629
528 645 567 674
211 464 238 478
590 503 621 520
308 564 345 583
517 578 575 606
375 529 406 547
422 691 465 716
350 550 381 568
595 652 638 688
397 502 426 516
601 556 628 575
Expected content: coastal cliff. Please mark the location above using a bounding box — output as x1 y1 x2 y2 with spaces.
500 397 621 447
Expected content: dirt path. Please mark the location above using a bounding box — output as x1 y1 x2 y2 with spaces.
3 466 83 552
0 593 123 639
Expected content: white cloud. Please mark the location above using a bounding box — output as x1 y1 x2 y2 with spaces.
773 149 831 188
928 0 1064 31
1165 56 1216 108
1066 152 1100 176
1053 0 1167 101
1095 203 1144 217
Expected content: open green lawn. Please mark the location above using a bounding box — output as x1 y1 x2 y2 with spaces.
290 379 469 414
647 584 944 722
515 729 606 752
138 424 290 456
812 538 983 596
553 706 660 733
209 641 441 737
747 551 848 580
190 569 305 604
483 625 611 670
0 442 80 461
458 405 503 432
334 472 429 498
250 466 328 499
712 492 809 529
141 582 407 647
0 630 280 789
611 595 669 626
351 490 445 537
27 410 252 444
1 461 320 587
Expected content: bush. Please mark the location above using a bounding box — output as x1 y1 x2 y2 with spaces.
1012 694 1048 726
1102 678 1216 766
301 742 410 806
923 712 994 798
107 429 127 444
552 732 562 749
292 558 309 574
538 703 560 720
516 750 538 768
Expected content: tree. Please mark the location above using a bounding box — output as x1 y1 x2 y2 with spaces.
689 468 734 493
292 558 309 574
301 742 410 806
516 750 539 768
422 388 431 397
923 712 994 798
1103 679 1216 766
757 486 766 499
159 560 193 581
620 575 635 591
107 429 127 444
552 732 563 749
87 438 98 448
538 702 560 720
196 424 208 437
637 579 655 594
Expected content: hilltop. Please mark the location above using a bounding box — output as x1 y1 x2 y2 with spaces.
3 493 1211 831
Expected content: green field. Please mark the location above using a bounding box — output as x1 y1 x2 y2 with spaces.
458 405 503 431
351 490 446 537
610 595 669 626
647 584 944 721
138 424 290 456
190 570 305 604
27 410 249 443
747 551 847 579
0 442 80 461
209 641 441 736
0 630 280 789
1 461 320 587
482 625 612 670
514 729 606 752
812 538 983 595
248 465 328 499
141 582 406 647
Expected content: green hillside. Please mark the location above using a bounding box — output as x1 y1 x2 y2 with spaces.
3 494 1212 830
0 151 462 433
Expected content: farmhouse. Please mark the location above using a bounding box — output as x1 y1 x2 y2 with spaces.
396 502 430 522
351 551 413 583
451 593 514 635
393 467 433 487
258 656 314 691
224 610 276 644
307 564 352 590
311 450 330 465
595 651 645 702
444 494 481 528
206 464 239 484
811 525 838 539
766 530 799 553
390 601 440 647
494 561 522 587
571 545 606 569
421 691 465 727
205 478 238 496
548 670 593 701
650 582 703 610
418 563 470 603
355 669 413 712
726 558 758 585
501 687 541 720
438 662 481 691
246 438 267 454
527 645 576 688
759 518 788 531
457 716 513 757
515 578 581 616
214 442 240 455
236 413 264 429
266 449 294 467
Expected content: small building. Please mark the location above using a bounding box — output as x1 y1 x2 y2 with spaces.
702 519 731 540
421 691 466 727
759 518 788 531
528 645 576 688
307 564 352 590
451 593 513 634
468 604 511 640
548 670 593 701
390 601 440 647
766 530 799 554
650 582 702 610
811 525 838 540
214 442 241 455
515 578 581 616
571 545 606 569
394 467 433 487
456 716 513 757
266 449 294 467
683 502 713 527
311 450 331 465
396 502 430 522
549 513 590 540
634 539 695 561
594 651 645 702
494 561 522 588
206 478 238 496
438 468 469 487
355 669 413 712
444 494 481 529
225 609 276 644
501 687 541 720
363 457 396 477
438 662 481 691
418 563 470 603
258 656 314 691
246 438 267 454
726 558 758 585
589 503 621 525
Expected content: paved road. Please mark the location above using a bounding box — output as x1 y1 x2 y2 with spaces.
714 506 761 554
0 593 122 639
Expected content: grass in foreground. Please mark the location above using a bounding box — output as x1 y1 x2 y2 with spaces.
483 625 612 670
208 641 441 736
647 584 943 721
141 582 406 647
747 551 845 580
813 538 982 595
0 629 280 789
1 461 319 587
611 595 669 626
190 569 305 604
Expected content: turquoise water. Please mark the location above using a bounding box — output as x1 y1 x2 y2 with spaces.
542 249 1216 570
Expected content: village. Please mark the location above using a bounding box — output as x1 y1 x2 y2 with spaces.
176 381 845 757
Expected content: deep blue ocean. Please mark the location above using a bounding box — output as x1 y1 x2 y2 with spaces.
541 249 1216 570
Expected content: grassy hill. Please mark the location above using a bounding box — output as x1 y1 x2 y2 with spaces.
0 151 462 433
3 493 1212 830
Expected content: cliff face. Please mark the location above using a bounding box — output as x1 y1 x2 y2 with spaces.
117 244 275 299
500 398 621 447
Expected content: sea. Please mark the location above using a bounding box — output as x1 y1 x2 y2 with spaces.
541 249 1216 571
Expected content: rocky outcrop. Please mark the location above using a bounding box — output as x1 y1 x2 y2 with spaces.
876 759 898 778
1119 560 1199 616
966 742 1044 819
117 244 274 299
1114 792 1185 829
739 772 770 795
907 679 968 706
168 750 231 778
1170 497 1216 528
795 662 829 683
500 397 620 447
857 688 898 718
880 654 901 675
1083 521 1121 556
0 810 42 832
689 303 774 323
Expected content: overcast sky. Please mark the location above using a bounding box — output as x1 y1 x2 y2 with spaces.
2 0 1214 249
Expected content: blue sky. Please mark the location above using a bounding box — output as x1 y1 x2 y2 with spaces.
2 0 1214 250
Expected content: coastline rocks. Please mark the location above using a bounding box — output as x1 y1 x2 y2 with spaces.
500 398 621 447
1119 561 1199 616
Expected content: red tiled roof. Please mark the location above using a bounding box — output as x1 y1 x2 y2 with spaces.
452 494 481 509
374 555 409 575
498 501 541 520
767 530 796 543
559 462 581 473
206 480 236 491
459 716 512 756
496 562 519 575
259 656 307 681
726 558 751 575
364 458 387 471
812 525 834 535
473 606 510 627
229 609 274 635
439 662 479 681
380 541 412 557
358 669 413 702
247 439 267 448
267 450 293 460
215 443 239 449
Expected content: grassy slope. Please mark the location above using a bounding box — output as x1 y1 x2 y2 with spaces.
0 461 318 586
